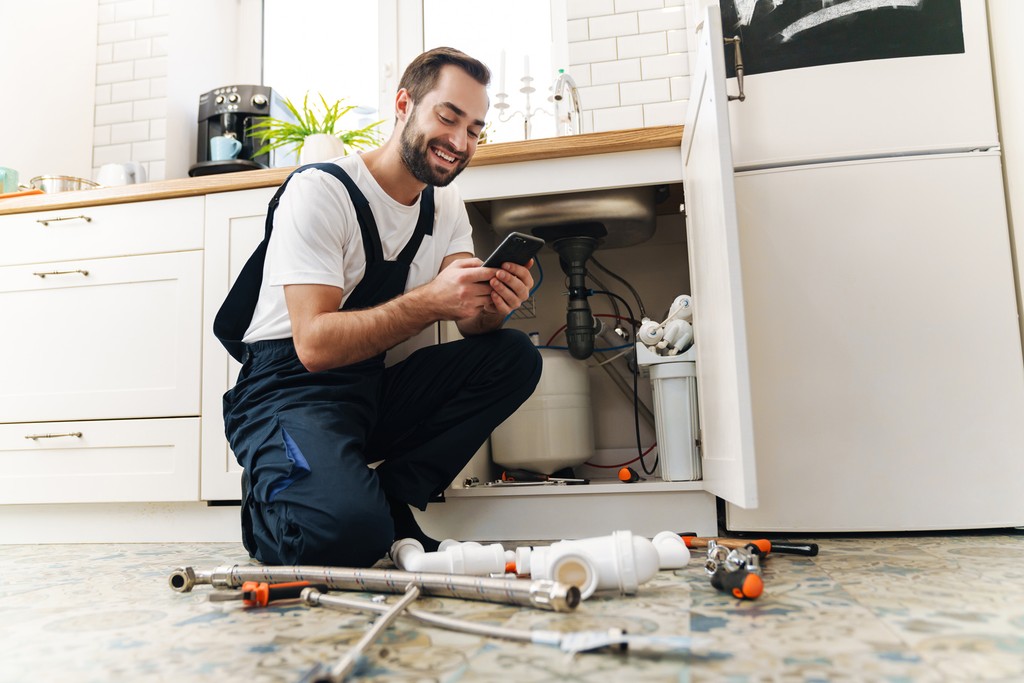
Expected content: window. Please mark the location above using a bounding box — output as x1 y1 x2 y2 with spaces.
262 1 382 131
261 0 564 142
423 0 558 142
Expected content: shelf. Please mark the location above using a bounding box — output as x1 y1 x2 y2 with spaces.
445 478 705 498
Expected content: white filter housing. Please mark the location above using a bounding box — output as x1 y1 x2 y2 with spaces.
491 348 593 474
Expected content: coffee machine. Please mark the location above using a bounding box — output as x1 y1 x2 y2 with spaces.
188 84 297 177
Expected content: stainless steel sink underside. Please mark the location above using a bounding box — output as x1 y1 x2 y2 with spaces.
489 185 664 250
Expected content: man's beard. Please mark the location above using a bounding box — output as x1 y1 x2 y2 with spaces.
399 117 468 187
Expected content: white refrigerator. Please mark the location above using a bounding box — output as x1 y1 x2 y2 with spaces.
683 1 1024 532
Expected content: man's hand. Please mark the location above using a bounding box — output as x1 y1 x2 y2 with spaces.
284 252 537 371
448 255 535 336
420 257 497 321
484 259 535 317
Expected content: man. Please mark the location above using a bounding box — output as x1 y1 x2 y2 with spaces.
215 47 541 568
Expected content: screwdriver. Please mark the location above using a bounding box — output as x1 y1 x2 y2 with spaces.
208 580 327 607
681 536 819 557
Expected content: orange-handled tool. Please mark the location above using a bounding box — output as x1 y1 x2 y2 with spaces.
209 580 325 607
710 568 763 599
681 536 818 557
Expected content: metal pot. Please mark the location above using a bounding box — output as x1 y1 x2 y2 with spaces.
29 175 100 193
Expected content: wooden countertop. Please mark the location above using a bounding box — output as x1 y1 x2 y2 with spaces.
0 126 682 216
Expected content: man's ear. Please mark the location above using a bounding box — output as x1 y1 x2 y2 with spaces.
395 88 413 122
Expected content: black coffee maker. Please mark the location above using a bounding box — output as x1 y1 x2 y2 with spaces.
188 84 297 177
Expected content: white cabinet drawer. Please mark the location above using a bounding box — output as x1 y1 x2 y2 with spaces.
0 197 204 267
0 418 199 504
0 250 202 423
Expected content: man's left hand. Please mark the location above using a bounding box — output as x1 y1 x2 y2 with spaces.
484 259 534 317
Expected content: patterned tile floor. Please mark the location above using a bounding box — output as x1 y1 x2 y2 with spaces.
1 531 1023 682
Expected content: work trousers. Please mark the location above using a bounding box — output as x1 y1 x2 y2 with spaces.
223 328 541 568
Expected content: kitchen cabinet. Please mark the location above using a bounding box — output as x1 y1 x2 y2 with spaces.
727 153 1024 531
0 251 202 423
684 4 1024 533
201 187 276 500
0 199 203 505
0 419 200 505
422 160 731 540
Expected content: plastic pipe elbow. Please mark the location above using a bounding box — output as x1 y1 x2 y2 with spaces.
390 538 428 572
652 531 691 569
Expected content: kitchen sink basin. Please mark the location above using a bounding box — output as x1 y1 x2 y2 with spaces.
489 185 665 250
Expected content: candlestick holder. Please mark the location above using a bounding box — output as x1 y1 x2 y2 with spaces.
494 75 551 141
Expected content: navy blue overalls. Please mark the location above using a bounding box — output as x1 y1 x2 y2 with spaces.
214 163 541 567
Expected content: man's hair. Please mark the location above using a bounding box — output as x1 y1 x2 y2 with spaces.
399 47 490 103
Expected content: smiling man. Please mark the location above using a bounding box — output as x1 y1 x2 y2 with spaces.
215 47 541 568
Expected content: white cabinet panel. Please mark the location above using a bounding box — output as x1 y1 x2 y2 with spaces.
201 188 276 500
0 251 202 423
0 418 200 504
727 152 1024 531
682 4 758 508
0 197 204 267
724 1 997 168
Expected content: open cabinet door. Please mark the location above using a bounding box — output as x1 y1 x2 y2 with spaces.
681 4 758 508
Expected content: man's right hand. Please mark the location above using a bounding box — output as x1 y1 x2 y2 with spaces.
420 256 495 321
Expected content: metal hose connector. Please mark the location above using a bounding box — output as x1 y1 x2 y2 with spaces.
168 564 581 612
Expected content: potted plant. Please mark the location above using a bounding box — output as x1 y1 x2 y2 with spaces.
248 92 384 164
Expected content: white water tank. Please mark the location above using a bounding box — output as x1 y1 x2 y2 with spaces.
491 348 594 474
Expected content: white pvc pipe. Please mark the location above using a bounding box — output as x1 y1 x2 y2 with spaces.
515 530 686 600
390 538 510 576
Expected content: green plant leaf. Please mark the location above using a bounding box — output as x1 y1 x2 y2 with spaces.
246 90 383 159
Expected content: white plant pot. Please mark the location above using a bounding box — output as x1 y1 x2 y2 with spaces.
299 134 347 164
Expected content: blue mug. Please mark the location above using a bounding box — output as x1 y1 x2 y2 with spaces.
0 166 19 193
210 135 243 161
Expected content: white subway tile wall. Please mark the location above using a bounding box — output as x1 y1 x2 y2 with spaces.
566 0 688 132
93 0 168 181
90 1 687 174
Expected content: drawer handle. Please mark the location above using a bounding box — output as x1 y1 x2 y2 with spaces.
24 432 83 440
32 269 89 278
36 215 93 227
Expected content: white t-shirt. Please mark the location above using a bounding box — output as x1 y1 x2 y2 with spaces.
243 154 475 343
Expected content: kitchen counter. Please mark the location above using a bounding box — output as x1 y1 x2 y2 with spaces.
0 126 682 216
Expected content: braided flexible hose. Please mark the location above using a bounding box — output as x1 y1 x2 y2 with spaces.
168 564 580 612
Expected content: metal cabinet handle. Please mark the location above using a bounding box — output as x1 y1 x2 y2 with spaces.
24 432 83 440
725 36 746 102
32 269 89 278
36 215 93 227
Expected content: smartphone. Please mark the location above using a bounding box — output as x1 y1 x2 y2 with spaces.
482 232 545 268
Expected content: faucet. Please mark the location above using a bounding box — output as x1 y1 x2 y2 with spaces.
552 69 583 136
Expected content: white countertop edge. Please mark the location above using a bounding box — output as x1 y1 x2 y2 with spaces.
456 147 683 203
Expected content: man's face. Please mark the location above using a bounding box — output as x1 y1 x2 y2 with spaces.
399 65 489 187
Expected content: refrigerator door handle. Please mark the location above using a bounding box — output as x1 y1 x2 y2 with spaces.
725 36 747 102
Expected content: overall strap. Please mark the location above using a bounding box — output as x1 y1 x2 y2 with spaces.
309 163 384 265
214 163 372 362
395 186 435 265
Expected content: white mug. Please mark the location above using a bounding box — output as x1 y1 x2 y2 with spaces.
96 162 147 186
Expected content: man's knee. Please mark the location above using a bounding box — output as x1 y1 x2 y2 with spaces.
480 328 542 389
256 497 394 568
